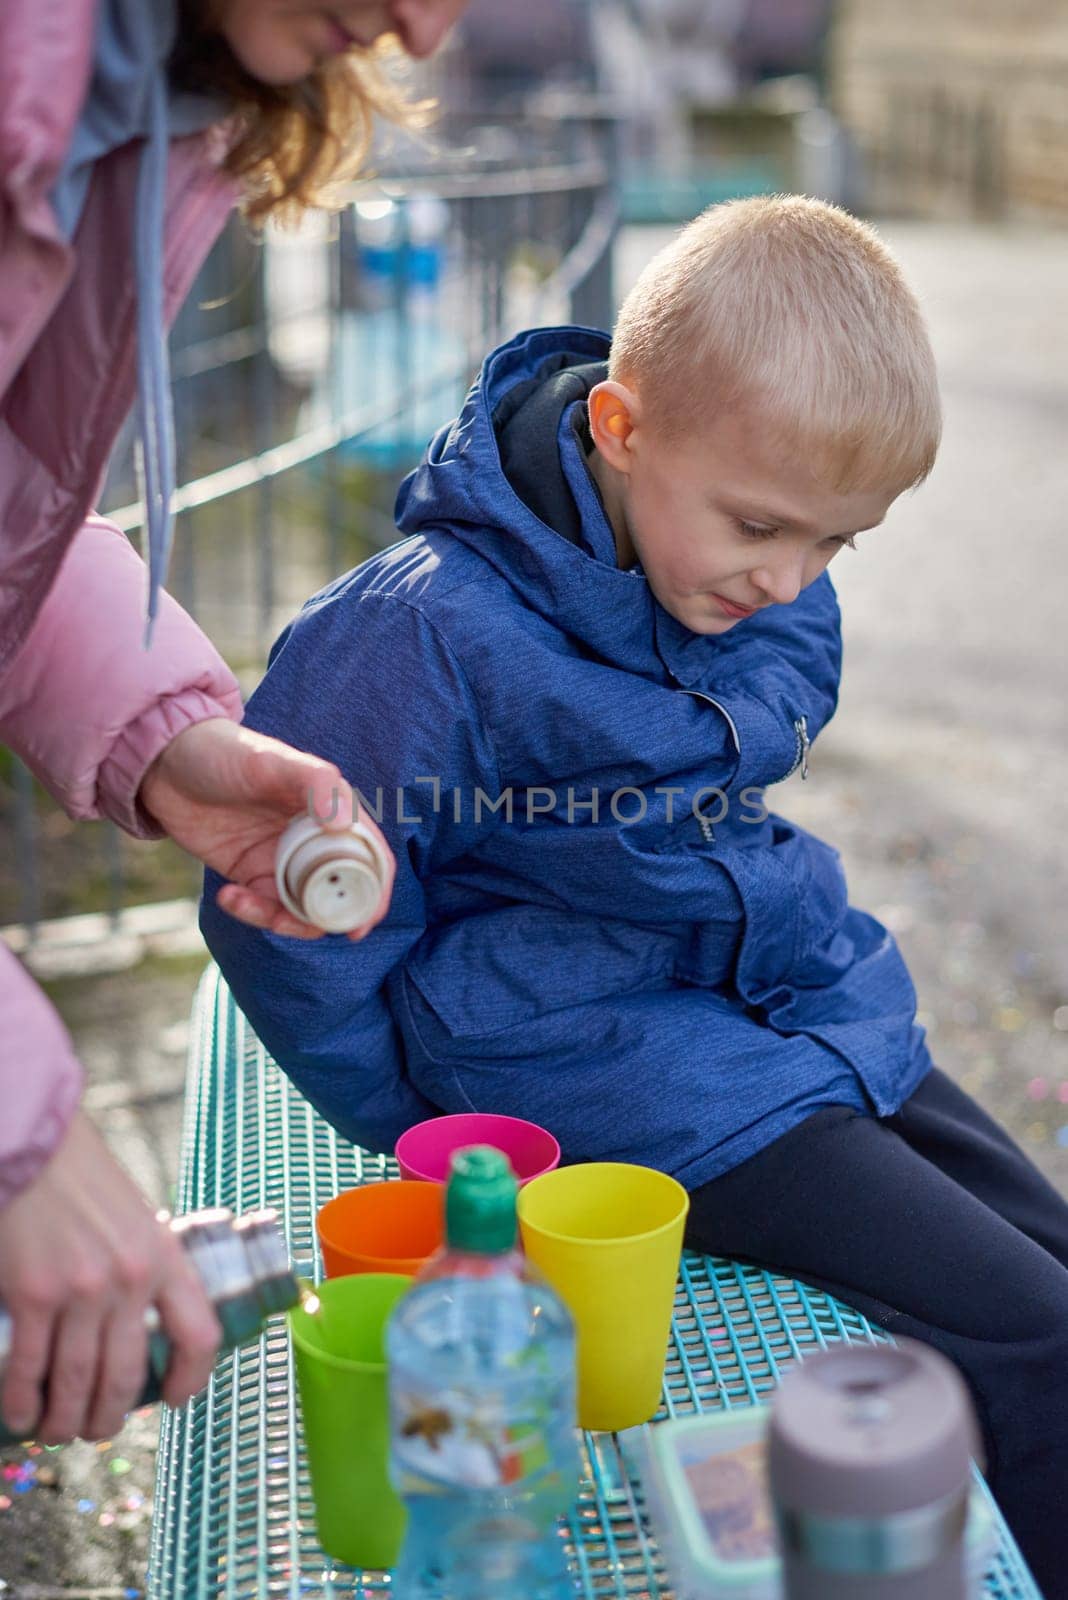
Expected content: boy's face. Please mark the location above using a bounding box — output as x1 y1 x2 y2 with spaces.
588 385 897 635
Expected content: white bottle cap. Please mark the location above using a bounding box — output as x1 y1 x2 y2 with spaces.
276 815 389 934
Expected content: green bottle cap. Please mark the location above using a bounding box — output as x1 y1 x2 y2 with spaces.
445 1146 519 1253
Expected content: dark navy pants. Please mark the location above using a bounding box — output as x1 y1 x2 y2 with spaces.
687 1067 1068 1599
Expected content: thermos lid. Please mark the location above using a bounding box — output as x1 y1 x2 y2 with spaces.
275 815 387 933
234 1210 301 1315
768 1340 979 1518
300 854 380 932
171 1207 256 1302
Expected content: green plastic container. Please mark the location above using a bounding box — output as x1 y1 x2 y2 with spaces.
289 1272 412 1568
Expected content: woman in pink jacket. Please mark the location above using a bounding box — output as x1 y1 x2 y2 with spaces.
0 0 465 1447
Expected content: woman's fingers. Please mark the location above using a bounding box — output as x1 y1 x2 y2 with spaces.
84 1298 150 1441
0 1112 224 1444
1 1294 55 1438
141 721 396 936
235 735 354 830
154 1250 222 1411
214 881 326 937
301 760 354 832
216 877 389 941
36 1294 107 1445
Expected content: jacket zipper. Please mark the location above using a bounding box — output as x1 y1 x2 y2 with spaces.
683 690 741 753
682 690 740 846
695 813 716 844
786 715 810 780
684 690 809 781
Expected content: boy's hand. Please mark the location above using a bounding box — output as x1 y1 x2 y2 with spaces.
139 719 395 940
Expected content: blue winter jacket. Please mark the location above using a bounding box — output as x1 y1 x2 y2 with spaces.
201 326 931 1189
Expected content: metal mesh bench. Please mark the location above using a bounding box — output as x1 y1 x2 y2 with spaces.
148 964 1043 1599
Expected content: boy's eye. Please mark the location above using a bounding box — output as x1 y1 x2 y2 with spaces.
732 517 857 551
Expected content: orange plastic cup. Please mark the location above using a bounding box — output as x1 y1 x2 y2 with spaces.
316 1180 445 1278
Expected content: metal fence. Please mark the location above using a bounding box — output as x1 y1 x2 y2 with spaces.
2 112 618 939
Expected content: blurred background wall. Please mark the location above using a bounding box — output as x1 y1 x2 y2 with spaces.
831 0 1068 219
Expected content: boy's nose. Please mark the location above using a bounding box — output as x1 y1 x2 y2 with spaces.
751 558 805 608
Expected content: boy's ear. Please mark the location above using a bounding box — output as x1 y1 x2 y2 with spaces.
588 381 641 474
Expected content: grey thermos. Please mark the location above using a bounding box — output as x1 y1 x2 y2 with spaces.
0 1207 299 1446
768 1339 980 1599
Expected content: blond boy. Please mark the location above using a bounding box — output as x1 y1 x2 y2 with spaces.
205 198 1068 1592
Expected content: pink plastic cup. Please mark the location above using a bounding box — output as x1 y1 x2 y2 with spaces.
395 1113 561 1187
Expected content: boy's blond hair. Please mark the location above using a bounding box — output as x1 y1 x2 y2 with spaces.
610 195 940 494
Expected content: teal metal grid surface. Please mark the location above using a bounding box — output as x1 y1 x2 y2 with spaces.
148 965 1043 1599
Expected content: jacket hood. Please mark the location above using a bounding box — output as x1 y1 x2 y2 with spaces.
395 325 672 679
393 325 840 703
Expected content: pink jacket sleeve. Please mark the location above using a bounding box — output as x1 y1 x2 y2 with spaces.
0 513 242 836
0 947 84 1207
0 513 242 1203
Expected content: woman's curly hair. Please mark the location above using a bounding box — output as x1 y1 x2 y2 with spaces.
170 3 432 226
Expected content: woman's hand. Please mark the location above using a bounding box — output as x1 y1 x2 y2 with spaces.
0 1111 221 1443
139 718 395 940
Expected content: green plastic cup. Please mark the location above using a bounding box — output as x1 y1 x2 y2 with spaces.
289 1273 411 1568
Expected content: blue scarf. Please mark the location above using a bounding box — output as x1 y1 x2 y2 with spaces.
51 0 223 645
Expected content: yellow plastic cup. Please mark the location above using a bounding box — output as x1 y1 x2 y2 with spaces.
517 1162 689 1432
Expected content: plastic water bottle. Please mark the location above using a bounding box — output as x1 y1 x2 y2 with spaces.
387 1147 579 1600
